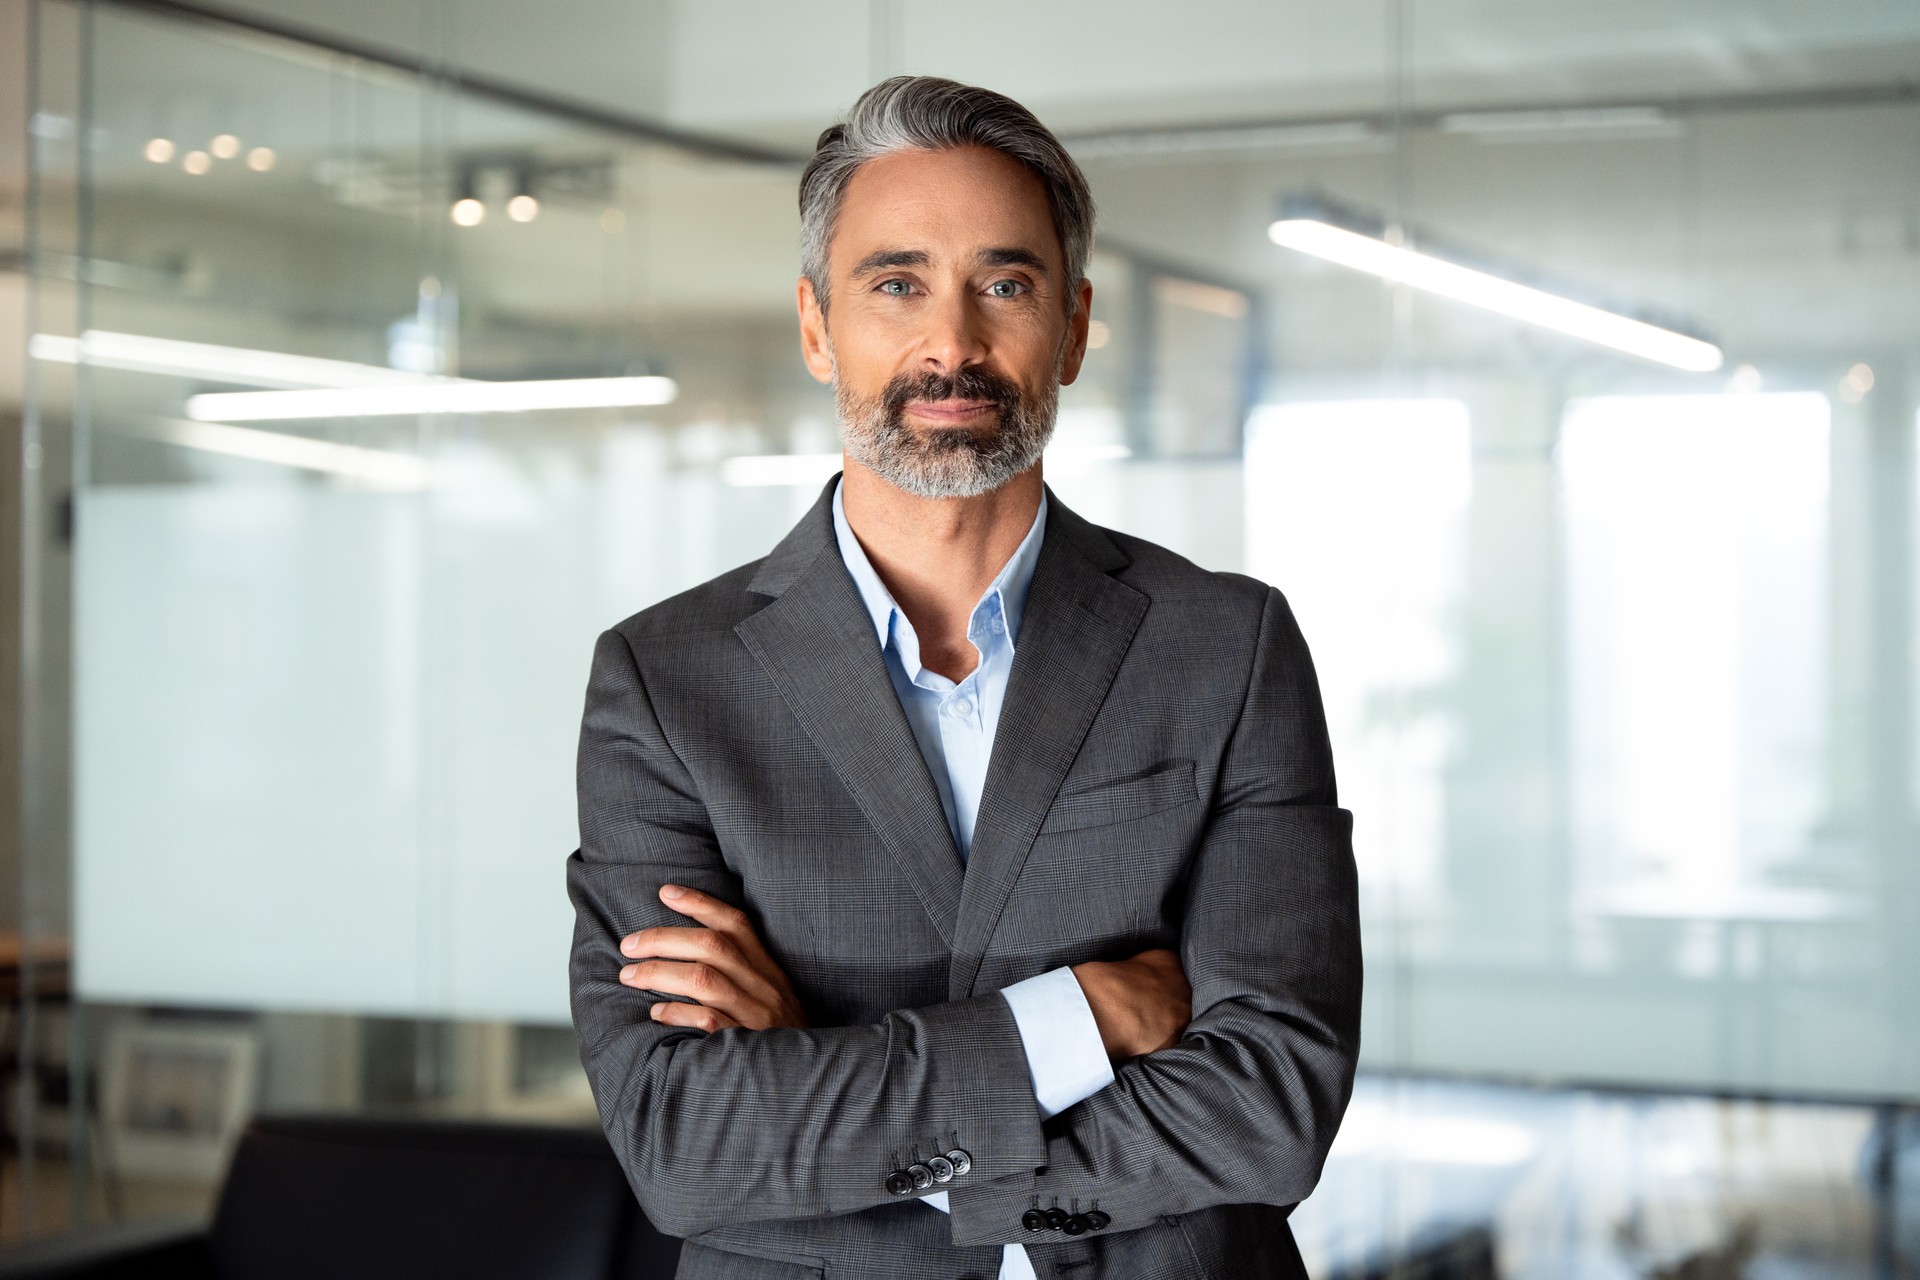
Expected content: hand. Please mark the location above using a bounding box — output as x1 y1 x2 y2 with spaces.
1071 948 1191 1060
619 885 810 1033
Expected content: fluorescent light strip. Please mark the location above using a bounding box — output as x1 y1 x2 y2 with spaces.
30 330 455 389
1267 219 1724 372
140 419 434 489
187 376 678 422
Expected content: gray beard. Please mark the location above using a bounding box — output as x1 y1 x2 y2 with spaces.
835 375 1058 501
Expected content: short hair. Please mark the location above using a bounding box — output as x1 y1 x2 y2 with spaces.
799 76 1095 315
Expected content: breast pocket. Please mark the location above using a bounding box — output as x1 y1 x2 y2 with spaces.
1039 759 1198 834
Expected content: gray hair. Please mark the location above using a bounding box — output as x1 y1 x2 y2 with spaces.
799 76 1095 315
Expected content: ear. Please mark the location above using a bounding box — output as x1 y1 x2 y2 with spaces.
1057 277 1095 386
797 277 835 384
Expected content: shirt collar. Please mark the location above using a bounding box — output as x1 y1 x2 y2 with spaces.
831 477 1048 654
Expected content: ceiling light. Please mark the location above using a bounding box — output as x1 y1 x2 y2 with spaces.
1268 216 1723 372
599 207 626 234
506 193 539 223
182 150 211 176
143 137 175 164
29 329 462 389
1839 362 1875 404
246 146 275 172
450 196 485 227
210 133 241 160
186 376 679 421
139 418 432 489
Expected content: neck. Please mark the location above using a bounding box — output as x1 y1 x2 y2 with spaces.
839 460 1043 680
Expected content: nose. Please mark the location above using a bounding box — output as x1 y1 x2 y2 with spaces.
918 288 989 377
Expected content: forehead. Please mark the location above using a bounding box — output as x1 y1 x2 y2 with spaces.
831 145 1060 271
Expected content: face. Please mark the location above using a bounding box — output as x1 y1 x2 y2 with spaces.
797 145 1092 500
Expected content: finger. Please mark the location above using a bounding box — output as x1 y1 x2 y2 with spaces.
621 958 764 1025
623 924 787 1012
648 1000 739 1034
658 886 768 956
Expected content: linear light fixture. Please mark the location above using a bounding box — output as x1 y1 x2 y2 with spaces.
186 376 678 422
1267 209 1723 373
137 419 434 489
30 330 454 389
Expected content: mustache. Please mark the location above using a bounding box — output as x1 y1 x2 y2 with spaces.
881 367 1025 418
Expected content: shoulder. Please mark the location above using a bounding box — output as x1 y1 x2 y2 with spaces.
600 557 771 663
1094 523 1275 634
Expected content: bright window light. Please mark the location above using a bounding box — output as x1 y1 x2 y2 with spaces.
1245 398 1471 895
186 377 678 421
1268 218 1724 372
1561 393 1830 917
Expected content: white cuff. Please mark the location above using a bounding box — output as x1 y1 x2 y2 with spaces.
1000 965 1114 1120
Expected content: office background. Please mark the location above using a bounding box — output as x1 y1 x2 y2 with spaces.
1 0 1917 1275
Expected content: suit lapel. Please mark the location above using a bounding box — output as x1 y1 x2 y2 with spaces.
948 497 1147 999
734 480 965 947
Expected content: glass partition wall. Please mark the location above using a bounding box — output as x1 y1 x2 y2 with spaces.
14 1 1919 1273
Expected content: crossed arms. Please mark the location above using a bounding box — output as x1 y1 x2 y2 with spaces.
566 585 1361 1245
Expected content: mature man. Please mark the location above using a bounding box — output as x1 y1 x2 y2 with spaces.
568 77 1361 1280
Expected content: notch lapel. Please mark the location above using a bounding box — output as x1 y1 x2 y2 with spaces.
948 498 1147 998
735 482 965 947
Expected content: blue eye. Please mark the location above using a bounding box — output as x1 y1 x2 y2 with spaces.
880 279 912 296
988 279 1024 298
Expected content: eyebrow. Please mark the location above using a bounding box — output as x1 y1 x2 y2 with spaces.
848 246 1053 277
978 246 1049 272
850 249 930 277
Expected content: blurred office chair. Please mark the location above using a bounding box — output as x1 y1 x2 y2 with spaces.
0 1114 681 1280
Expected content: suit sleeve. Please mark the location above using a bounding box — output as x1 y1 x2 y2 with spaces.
945 585 1363 1246
567 628 1048 1240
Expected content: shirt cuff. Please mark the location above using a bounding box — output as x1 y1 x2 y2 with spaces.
999 966 1115 1120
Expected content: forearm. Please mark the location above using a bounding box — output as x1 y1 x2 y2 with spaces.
948 800 1362 1246
570 869 1047 1238
945 981 1356 1244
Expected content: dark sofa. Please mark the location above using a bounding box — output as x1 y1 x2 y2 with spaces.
0 1115 681 1280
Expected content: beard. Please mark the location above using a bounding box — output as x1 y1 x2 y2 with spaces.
835 361 1058 501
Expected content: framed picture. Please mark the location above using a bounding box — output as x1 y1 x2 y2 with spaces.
101 1020 260 1182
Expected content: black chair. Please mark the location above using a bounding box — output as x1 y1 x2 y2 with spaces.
0 1114 682 1280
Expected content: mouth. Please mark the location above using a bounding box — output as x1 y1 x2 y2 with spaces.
902 398 998 425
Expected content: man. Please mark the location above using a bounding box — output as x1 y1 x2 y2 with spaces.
568 76 1360 1280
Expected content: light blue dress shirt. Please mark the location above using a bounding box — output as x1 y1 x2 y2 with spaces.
831 480 1112 1280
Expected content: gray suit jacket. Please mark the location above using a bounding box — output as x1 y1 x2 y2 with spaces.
568 480 1361 1280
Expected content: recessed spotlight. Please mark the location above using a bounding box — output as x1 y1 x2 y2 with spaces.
182 149 212 175
506 193 539 223
1838 362 1875 404
450 196 485 227
246 146 276 172
210 133 241 160
1086 319 1111 350
599 207 626 234
143 137 175 163
1725 363 1762 393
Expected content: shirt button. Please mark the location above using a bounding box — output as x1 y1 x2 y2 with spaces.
990 616 1005 635
948 697 974 719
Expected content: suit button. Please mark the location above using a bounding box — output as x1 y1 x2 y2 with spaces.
1043 1207 1069 1230
1022 1209 1049 1233
1086 1210 1111 1231
945 1148 972 1176
1063 1214 1090 1236
908 1163 935 1190
885 1171 914 1196
928 1155 956 1182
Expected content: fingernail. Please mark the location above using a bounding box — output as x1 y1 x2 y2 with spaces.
660 884 685 900
620 966 635 981
620 937 637 956
650 1003 665 1019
